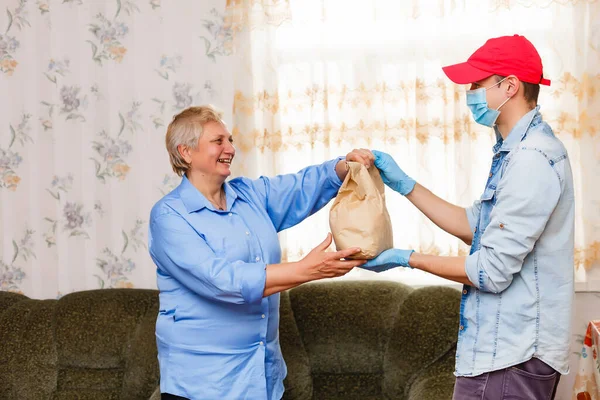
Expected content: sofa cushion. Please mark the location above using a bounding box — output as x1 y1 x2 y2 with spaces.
0 289 159 400
54 289 159 399
383 285 461 398
406 349 457 400
0 298 58 399
288 280 413 398
280 290 313 399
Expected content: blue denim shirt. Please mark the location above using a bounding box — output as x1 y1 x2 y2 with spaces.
148 158 343 399
458 106 575 376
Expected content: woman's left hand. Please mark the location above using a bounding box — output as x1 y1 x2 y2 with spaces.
346 148 375 168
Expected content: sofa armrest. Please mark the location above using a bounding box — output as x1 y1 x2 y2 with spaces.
406 348 456 400
149 385 160 400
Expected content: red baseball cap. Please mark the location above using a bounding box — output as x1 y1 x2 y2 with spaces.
442 35 551 86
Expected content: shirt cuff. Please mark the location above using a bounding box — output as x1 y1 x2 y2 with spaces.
465 252 483 290
326 156 345 187
465 202 480 233
239 262 267 305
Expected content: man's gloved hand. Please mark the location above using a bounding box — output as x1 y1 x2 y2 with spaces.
372 150 416 196
361 248 414 273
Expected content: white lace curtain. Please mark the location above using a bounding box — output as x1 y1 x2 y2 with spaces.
225 0 600 289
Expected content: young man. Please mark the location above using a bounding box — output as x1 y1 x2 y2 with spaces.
364 35 574 399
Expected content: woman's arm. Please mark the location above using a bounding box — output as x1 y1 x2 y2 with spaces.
245 150 375 233
150 212 267 304
150 212 364 302
263 233 365 297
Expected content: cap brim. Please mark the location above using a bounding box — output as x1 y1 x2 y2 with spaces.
442 62 494 85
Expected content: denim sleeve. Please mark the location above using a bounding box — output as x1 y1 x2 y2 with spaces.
248 157 344 232
465 199 482 233
149 212 266 305
465 149 561 293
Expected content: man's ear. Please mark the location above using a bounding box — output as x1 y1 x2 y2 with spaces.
505 75 520 98
177 144 192 164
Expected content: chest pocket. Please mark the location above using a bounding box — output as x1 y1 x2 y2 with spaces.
471 187 497 253
205 235 227 257
479 187 497 235
205 228 257 263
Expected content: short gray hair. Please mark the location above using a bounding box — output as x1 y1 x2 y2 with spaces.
165 105 224 176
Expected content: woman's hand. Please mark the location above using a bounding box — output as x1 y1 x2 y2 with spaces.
335 148 375 181
298 233 366 281
263 233 366 297
346 148 375 168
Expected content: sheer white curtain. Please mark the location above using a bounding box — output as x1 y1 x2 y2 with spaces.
227 0 600 288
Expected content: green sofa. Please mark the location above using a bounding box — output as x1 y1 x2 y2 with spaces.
0 281 460 399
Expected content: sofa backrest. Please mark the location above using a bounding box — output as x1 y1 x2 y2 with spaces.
0 289 159 400
0 281 460 400
280 281 461 400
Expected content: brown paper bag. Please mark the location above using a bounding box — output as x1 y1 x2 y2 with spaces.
329 161 393 260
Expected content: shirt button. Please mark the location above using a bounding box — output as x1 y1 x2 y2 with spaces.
462 289 467 295
261 314 265 319
259 341 264 346
459 325 464 331
229 213 233 216
499 223 505 229
489 172 493 178
255 256 260 261
474 227 477 233
245 231 250 235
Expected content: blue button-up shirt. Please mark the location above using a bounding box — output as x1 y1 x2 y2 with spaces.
148 158 343 399
457 106 575 376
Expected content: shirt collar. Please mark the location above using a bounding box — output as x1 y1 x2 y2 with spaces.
177 175 238 213
492 105 541 154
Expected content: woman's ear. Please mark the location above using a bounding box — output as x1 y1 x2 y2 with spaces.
177 144 192 164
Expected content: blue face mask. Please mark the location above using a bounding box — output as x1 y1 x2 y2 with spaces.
466 77 511 127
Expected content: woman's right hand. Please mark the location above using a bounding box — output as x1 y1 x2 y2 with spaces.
299 233 366 281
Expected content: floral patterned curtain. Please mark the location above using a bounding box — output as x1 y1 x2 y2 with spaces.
0 0 235 298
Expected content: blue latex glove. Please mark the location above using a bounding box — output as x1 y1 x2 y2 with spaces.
372 150 416 196
361 248 414 273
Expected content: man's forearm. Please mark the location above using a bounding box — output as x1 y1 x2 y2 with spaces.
409 253 474 286
406 183 473 245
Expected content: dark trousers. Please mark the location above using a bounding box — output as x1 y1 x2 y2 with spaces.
452 358 560 400
161 394 189 400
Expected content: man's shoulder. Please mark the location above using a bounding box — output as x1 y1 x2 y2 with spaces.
518 120 568 163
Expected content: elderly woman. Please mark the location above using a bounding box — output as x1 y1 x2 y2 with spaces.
149 105 374 400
